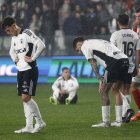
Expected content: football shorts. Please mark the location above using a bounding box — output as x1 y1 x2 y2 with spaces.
17 67 38 96
106 58 129 83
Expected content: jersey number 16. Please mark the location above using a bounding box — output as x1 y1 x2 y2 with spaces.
122 41 134 57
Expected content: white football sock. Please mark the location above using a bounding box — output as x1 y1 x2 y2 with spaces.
26 99 43 125
122 95 131 117
23 102 33 127
67 91 76 101
102 106 110 123
53 91 59 99
125 95 131 103
115 105 122 122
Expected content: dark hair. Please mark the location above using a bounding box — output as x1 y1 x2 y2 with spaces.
62 67 69 72
1 16 16 30
117 14 129 26
136 8 140 13
73 37 84 50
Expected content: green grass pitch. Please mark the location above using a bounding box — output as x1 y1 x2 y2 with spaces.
0 84 140 140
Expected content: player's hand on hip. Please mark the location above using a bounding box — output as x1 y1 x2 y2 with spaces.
24 56 33 62
15 57 19 63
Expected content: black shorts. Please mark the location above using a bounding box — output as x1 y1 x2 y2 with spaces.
58 94 78 104
17 67 38 96
106 58 129 83
124 72 133 84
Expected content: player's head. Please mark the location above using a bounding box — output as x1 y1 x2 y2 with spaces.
1 16 18 36
135 8 140 24
73 37 84 54
62 67 70 80
117 14 129 27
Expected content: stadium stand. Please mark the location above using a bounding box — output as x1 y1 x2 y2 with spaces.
0 0 140 56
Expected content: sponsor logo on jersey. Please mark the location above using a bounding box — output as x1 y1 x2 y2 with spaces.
15 48 26 54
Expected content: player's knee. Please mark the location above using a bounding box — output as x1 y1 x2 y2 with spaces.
111 85 119 93
21 94 31 102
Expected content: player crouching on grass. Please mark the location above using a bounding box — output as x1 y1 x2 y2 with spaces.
49 67 79 105
1 16 46 133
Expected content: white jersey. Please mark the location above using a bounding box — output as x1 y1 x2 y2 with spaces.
81 39 128 68
52 76 79 93
136 25 140 37
110 29 139 65
9 29 45 71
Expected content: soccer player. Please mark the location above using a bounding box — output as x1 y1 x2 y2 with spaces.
1 16 46 133
110 14 139 122
50 67 79 105
130 8 140 121
73 37 129 127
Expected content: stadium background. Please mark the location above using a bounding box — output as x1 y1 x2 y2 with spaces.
0 1 140 140
0 0 140 84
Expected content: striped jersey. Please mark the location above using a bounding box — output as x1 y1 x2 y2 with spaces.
9 29 45 71
81 39 128 68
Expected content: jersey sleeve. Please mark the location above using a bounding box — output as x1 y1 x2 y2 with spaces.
67 77 79 92
23 29 45 60
9 38 17 62
52 78 61 93
110 32 117 46
23 29 40 46
81 44 93 60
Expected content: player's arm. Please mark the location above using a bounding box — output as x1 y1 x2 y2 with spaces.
110 32 117 46
67 78 79 92
25 39 45 62
134 39 140 76
136 50 140 68
132 20 139 32
136 39 140 69
24 30 45 62
52 79 61 93
88 58 103 81
31 39 45 61
9 46 18 64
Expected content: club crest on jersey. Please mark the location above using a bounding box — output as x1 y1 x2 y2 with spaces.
20 39 23 44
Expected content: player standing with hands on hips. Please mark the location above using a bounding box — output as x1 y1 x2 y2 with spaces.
1 16 46 133
73 37 129 127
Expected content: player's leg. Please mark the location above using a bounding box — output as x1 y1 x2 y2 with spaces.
65 91 77 105
15 71 34 133
15 68 46 133
49 91 59 104
119 72 134 122
131 76 140 121
111 81 123 126
92 82 112 127
120 84 134 122
26 67 46 133
70 94 78 104
110 59 129 126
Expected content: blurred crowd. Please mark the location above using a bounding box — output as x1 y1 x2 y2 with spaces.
0 0 140 56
